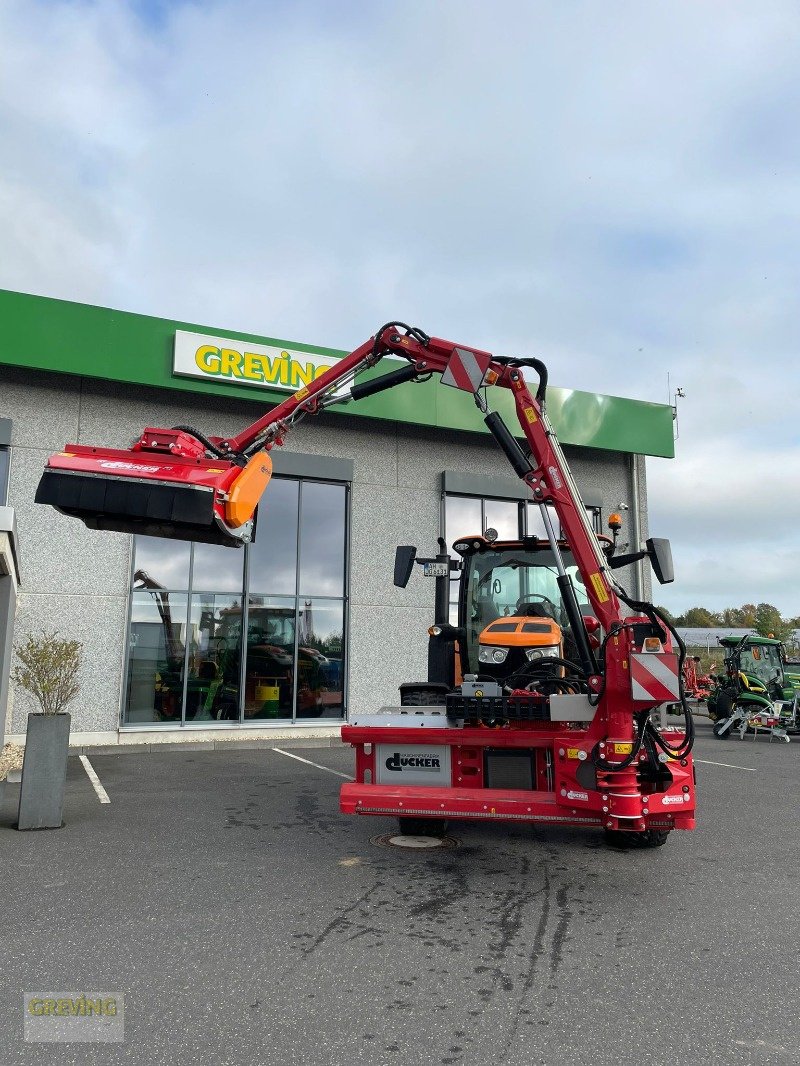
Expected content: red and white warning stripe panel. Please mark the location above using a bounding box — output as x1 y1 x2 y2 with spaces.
630 653 681 702
441 347 493 393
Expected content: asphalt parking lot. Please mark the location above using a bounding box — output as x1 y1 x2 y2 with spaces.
1 717 800 1066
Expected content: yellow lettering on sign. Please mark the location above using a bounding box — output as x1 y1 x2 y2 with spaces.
589 572 610 604
195 345 221 373
243 352 264 381
261 353 288 386
523 407 538 423
290 361 318 388
219 348 243 378
313 362 334 379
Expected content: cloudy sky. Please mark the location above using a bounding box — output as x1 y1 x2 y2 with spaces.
1 0 799 615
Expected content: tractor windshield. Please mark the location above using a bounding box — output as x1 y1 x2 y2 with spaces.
459 547 589 672
739 642 783 687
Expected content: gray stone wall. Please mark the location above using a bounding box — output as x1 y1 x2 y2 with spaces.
1 364 647 735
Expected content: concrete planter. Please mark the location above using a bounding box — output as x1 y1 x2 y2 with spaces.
17 713 71 830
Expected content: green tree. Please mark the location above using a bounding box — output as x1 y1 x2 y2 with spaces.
753 603 792 642
682 606 721 627
739 604 757 627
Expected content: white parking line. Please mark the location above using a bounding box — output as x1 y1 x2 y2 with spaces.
79 755 111 802
272 747 354 781
694 758 757 772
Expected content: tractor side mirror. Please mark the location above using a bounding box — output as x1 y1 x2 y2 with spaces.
607 536 674 584
646 537 674 585
394 545 417 588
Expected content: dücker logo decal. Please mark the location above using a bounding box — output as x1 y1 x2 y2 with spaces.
385 752 441 771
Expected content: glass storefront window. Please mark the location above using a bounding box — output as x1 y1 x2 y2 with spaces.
298 599 345 719
123 476 349 727
125 591 189 725
244 596 297 720
185 592 245 722
249 479 299 595
133 535 191 590
299 482 346 597
192 541 246 595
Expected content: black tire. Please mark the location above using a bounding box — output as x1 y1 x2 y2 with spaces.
709 689 736 723
397 817 449 837
604 828 671 849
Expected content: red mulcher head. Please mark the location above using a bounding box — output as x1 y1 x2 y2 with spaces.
35 438 264 548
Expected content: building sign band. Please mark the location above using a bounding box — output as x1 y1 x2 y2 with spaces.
173 330 338 392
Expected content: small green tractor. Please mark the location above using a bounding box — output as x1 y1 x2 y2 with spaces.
707 634 800 741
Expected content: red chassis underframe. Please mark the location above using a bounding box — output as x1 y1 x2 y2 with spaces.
340 723 695 833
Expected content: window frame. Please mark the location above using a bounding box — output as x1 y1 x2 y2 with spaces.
120 471 351 729
0 446 9 507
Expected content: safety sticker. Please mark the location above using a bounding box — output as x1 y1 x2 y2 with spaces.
295 387 310 402
523 407 538 424
612 743 633 755
440 347 492 393
631 653 681 702
589 572 610 604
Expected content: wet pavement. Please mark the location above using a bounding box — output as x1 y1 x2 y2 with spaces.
1 718 798 1065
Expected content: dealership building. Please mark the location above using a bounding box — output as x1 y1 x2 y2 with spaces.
0 289 675 749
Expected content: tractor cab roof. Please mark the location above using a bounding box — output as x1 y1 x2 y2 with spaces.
719 634 782 649
451 533 612 557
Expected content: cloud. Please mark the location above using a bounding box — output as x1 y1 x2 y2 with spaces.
1 0 800 615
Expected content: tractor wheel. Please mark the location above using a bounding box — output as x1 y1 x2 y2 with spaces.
397 817 449 837
604 828 670 849
710 690 736 723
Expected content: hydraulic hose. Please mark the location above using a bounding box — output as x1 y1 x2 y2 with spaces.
171 425 241 462
615 589 695 759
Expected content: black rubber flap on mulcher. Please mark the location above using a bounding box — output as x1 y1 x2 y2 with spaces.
35 468 241 547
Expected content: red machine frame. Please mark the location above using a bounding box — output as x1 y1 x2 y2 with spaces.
38 323 696 837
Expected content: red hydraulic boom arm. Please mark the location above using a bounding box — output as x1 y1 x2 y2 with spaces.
36 321 695 838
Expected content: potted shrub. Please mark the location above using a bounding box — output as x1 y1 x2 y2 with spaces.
11 631 82 830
